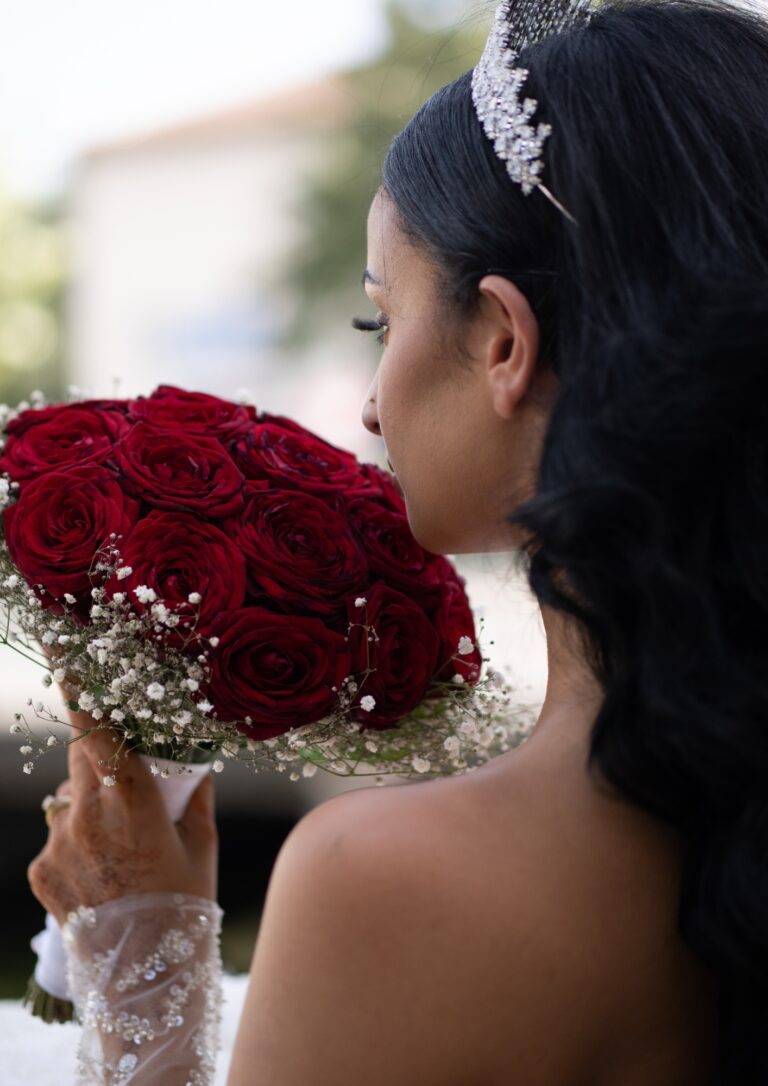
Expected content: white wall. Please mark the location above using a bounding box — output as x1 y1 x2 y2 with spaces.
66 129 380 461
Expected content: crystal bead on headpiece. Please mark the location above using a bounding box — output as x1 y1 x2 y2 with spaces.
472 0 595 225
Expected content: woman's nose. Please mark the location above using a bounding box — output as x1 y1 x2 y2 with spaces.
362 393 382 436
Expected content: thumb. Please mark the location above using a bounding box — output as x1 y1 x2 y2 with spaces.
178 773 217 855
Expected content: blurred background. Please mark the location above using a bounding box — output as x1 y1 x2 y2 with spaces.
0 0 549 1005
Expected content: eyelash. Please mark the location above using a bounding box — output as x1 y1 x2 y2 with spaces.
352 311 390 345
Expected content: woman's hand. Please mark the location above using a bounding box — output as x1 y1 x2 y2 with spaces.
27 724 218 926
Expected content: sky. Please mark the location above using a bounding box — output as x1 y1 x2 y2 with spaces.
0 0 388 203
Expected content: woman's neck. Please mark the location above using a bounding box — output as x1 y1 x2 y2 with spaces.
508 602 609 784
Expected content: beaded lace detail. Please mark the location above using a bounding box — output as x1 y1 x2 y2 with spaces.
62 893 224 1085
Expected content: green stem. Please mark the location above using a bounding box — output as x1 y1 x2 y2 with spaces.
23 975 75 1024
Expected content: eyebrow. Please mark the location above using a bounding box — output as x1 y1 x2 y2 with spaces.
362 269 383 288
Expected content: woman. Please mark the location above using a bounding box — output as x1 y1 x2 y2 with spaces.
26 0 768 1081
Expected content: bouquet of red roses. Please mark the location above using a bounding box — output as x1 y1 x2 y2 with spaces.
0 385 530 1020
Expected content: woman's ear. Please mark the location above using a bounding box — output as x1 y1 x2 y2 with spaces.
476 275 541 421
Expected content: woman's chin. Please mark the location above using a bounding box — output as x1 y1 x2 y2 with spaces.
406 510 455 557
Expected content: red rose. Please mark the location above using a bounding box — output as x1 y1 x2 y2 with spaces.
76 398 130 414
345 462 406 512
232 488 368 618
344 496 445 606
3 464 139 605
0 402 129 480
109 511 246 636
253 412 343 444
204 607 352 739
229 418 365 496
430 558 483 684
113 422 245 518
347 581 440 729
128 385 255 439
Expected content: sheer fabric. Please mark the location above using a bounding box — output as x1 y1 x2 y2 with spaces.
62 892 224 1085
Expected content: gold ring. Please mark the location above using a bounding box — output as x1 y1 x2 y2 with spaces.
42 794 71 828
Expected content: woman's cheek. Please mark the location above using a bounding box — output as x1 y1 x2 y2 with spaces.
373 351 402 454
375 348 428 532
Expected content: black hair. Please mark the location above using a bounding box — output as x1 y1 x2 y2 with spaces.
382 0 768 1080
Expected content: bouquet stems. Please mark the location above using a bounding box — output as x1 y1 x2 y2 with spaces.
23 975 74 1024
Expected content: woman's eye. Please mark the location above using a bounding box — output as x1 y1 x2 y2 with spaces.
352 311 390 346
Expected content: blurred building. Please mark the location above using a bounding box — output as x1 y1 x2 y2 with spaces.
66 75 377 461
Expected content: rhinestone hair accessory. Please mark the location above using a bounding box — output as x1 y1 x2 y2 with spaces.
472 0 595 225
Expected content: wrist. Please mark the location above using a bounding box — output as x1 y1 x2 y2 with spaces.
63 890 224 1083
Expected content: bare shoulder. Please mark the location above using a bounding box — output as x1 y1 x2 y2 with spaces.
283 761 713 1077
227 772 589 1086
228 760 712 1086
228 780 486 1086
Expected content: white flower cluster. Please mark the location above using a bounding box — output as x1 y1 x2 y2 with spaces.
0 528 243 780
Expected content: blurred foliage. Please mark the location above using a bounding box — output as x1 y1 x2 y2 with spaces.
279 0 491 350
0 185 66 405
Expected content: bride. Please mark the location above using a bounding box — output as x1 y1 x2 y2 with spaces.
25 0 768 1081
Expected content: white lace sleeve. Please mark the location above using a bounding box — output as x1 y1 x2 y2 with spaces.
62 892 224 1086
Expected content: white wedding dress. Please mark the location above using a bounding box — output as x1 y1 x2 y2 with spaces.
62 892 224 1085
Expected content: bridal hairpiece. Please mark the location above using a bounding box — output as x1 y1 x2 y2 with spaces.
472 0 596 225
